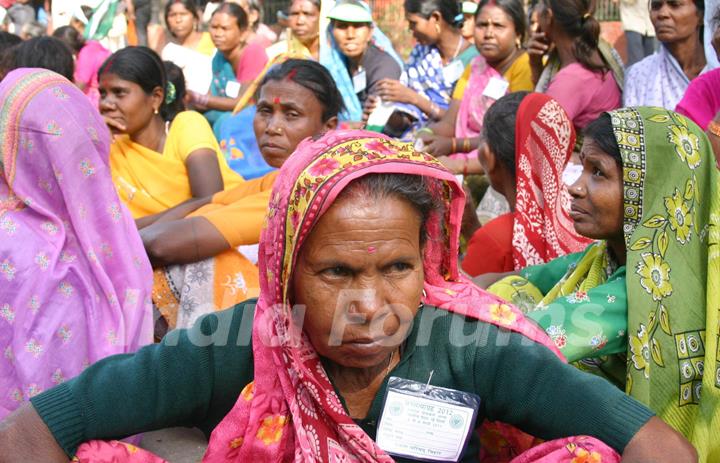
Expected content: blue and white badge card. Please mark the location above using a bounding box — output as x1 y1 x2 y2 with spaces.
442 59 465 84
353 70 367 94
376 376 480 462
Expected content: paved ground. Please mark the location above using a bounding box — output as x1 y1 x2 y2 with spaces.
141 428 208 462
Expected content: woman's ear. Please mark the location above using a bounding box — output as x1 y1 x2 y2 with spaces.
152 86 164 113
430 10 443 26
478 141 496 175
324 116 339 131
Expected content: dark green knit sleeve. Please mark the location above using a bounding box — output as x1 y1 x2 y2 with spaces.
475 325 653 453
31 300 257 458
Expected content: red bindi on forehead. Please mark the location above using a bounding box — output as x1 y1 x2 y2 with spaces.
273 96 281 104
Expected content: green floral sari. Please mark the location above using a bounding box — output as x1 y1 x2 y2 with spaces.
491 107 720 460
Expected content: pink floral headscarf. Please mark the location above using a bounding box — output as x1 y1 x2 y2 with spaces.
202 130 565 461
0 69 153 418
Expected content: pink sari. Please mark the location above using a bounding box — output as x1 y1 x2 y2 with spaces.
451 56 508 161
75 130 618 462
0 69 153 418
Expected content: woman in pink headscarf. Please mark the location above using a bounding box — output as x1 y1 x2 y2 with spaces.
0 130 694 463
0 68 153 419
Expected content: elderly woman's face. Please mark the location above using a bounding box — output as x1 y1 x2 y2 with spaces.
292 194 425 369
650 0 702 44
289 0 320 45
253 79 334 168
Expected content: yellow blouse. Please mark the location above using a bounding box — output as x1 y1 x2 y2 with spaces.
452 52 534 99
195 32 216 56
110 111 244 218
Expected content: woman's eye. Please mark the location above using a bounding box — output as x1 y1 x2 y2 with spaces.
286 111 300 119
387 262 412 273
323 266 351 278
592 167 604 177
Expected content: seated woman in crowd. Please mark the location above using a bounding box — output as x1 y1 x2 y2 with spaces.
233 0 278 47
480 108 719 459
460 0 478 44
417 0 533 162
266 0 321 60
372 0 478 138
0 69 153 419
676 5 720 132
322 0 403 122
624 0 708 109
462 92 591 276
191 2 268 132
99 46 243 219
52 25 111 107
0 131 697 463
142 59 341 328
161 0 216 96
528 0 623 134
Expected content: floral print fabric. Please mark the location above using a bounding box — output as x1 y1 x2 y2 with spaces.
616 108 719 460
0 69 153 418
492 107 720 460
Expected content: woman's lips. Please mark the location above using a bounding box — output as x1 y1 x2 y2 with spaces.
569 204 589 220
342 338 388 357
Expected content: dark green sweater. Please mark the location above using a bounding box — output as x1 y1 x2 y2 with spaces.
32 300 653 462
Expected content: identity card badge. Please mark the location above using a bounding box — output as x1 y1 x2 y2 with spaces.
376 375 480 462
442 59 465 84
353 70 367 94
482 77 509 100
225 80 241 98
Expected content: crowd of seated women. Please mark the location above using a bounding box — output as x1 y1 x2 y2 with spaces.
0 0 719 461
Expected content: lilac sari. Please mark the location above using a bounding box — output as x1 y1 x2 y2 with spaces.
0 69 153 418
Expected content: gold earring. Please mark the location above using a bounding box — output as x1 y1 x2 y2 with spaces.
435 23 441 35
154 108 159 114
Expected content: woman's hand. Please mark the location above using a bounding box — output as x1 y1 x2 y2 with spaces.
436 155 464 173
621 416 697 462
376 79 418 105
188 91 209 112
362 95 379 125
0 403 69 463
527 30 550 81
419 135 454 158
103 115 126 134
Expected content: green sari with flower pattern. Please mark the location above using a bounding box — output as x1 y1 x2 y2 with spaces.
490 107 720 461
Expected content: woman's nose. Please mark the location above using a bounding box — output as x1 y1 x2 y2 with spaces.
568 177 586 198
345 285 385 322
99 96 113 111
265 115 283 134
